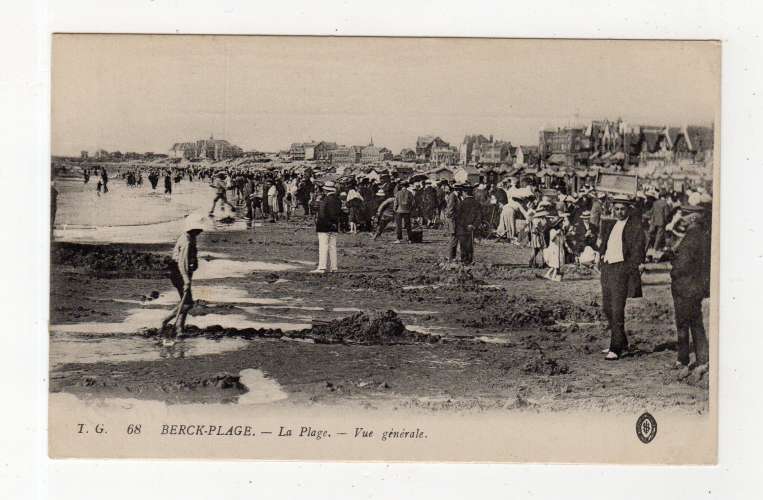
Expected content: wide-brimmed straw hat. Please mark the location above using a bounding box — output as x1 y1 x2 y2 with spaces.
610 194 633 205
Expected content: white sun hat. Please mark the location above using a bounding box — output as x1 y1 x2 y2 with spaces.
184 211 210 232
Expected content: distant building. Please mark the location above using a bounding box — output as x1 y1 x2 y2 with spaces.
538 127 588 168
670 125 714 164
476 141 511 165
195 136 243 161
331 145 363 165
430 145 459 166
361 142 393 164
80 150 89 160
289 142 306 160
459 134 491 164
314 142 338 161
539 119 714 169
399 148 416 162
302 142 318 161
630 126 671 166
415 136 449 162
170 136 243 161
514 145 538 166
170 143 196 159
291 141 337 161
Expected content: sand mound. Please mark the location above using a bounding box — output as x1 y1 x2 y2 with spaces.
311 310 435 345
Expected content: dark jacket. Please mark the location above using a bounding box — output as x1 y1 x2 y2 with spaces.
573 220 598 253
455 196 482 235
445 191 460 220
474 187 489 206
590 199 603 228
316 193 342 233
650 198 671 227
599 216 646 298
493 188 508 206
670 225 710 298
393 188 415 214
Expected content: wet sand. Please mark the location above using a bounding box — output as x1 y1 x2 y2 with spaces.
50 179 709 414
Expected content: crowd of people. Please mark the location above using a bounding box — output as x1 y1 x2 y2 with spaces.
68 162 713 375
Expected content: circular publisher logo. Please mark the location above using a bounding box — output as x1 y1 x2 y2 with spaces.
636 412 657 444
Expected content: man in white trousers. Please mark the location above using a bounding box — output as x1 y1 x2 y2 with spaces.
311 181 342 273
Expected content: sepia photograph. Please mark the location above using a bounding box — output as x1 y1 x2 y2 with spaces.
48 35 719 463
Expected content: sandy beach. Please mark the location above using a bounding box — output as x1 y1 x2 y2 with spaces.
49 173 709 415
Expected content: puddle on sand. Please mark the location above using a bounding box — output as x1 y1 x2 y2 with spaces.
243 309 316 323
193 259 299 280
332 307 362 313
199 251 231 259
50 310 256 335
51 293 312 337
109 298 145 305
49 335 249 368
238 369 289 404
288 260 317 266
475 335 512 345
395 309 438 316
210 219 263 232
407 325 450 332
257 305 326 312
152 286 292 306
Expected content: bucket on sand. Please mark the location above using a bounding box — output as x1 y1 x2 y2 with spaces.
410 229 423 243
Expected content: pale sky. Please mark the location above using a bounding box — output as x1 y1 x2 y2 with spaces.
52 35 719 156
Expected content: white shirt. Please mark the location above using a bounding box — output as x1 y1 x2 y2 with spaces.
603 218 628 264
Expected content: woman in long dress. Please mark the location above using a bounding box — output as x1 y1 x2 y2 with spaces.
346 185 364 234
528 210 548 268
543 227 565 281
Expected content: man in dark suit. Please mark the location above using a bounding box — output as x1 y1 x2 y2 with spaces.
311 181 342 273
445 185 461 261
454 184 482 265
668 204 710 375
572 210 598 256
598 195 646 360
648 191 672 252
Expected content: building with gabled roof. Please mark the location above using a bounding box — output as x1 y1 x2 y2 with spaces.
399 148 416 162
416 136 449 162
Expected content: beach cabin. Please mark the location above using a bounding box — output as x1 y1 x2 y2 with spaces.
425 166 454 182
